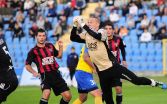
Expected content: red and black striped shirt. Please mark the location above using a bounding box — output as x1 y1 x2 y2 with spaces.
26 42 59 74
108 35 126 63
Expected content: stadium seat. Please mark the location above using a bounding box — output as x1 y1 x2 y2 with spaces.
47 30 54 38
147 42 154 49
162 16 167 24
5 31 12 39
132 49 140 56
47 17 53 23
155 62 163 71
20 37 27 44
67 16 73 26
155 16 161 23
152 9 158 15
146 9 152 17
56 4 64 14
73 10 80 16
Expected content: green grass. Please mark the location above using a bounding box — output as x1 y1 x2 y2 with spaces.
5 76 167 104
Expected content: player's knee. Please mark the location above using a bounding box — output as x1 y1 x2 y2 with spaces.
42 90 51 100
62 91 72 101
115 87 122 94
80 96 87 102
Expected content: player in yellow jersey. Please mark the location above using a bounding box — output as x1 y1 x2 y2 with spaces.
73 45 102 104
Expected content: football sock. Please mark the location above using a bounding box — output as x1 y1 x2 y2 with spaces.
95 96 103 104
60 98 69 104
72 98 82 104
40 98 48 104
116 93 122 104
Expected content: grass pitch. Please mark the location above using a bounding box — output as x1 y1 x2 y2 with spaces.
6 76 167 104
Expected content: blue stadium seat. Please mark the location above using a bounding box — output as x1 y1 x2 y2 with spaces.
155 62 163 71
106 9 110 16
140 43 147 49
123 36 130 43
140 63 148 71
52 17 58 26
147 42 154 49
152 9 158 15
56 4 64 13
148 49 156 56
47 30 54 38
146 55 154 62
131 43 139 49
155 42 162 49
20 37 27 44
130 35 138 43
73 10 80 16
13 38 20 44
67 16 73 26
146 9 152 17
140 49 148 57
5 31 12 39
47 17 53 23
162 16 167 24
147 62 156 70
118 10 122 16
155 16 161 23
6 37 13 45
132 49 140 56
27 37 35 44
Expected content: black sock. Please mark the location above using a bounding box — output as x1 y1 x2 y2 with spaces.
116 94 122 104
60 98 69 104
40 98 48 104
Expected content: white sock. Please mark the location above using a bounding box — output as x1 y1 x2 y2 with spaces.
150 79 156 86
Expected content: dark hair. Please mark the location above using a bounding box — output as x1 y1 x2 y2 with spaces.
71 46 75 50
104 21 114 29
35 28 46 36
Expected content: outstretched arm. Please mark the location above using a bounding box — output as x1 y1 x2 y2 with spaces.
70 27 85 43
83 25 104 41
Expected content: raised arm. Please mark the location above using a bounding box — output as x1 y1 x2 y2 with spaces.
70 26 85 43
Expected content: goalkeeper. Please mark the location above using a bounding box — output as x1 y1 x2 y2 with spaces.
70 16 167 104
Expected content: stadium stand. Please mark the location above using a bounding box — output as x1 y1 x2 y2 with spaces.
0 0 167 73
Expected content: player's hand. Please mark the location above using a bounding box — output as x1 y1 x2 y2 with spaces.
73 16 79 27
76 16 85 27
122 61 128 68
33 72 40 78
58 40 63 48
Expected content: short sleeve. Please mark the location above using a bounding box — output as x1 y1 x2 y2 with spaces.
26 49 35 65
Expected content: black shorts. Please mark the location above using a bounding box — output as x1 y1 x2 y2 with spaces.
40 70 69 96
111 78 122 87
0 70 18 103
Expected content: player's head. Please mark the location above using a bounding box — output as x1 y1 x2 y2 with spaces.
87 15 100 31
104 22 114 37
35 28 46 44
71 46 75 53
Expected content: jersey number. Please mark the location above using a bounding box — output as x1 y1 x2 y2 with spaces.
90 80 95 85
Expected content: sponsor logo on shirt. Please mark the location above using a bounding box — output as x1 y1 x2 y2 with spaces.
42 56 54 65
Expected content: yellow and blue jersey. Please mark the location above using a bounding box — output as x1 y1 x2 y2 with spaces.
75 45 98 92
76 45 93 73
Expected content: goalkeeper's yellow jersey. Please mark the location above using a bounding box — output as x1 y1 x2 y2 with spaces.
76 45 93 74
